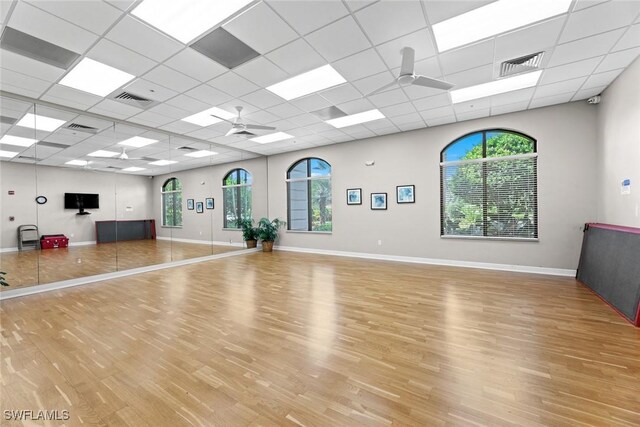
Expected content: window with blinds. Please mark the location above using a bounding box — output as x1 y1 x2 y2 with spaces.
286 158 332 232
440 130 538 239
222 168 252 229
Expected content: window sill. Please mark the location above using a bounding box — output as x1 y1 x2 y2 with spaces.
221 228 242 231
286 230 332 235
161 226 182 229
441 235 538 242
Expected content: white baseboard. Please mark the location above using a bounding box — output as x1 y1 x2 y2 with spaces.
157 236 245 248
69 240 96 247
0 247 18 253
274 245 576 277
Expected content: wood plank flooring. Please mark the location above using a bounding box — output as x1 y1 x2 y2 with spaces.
1 252 639 426
0 240 242 290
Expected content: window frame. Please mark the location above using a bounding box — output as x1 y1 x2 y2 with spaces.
440 129 538 240
222 168 252 229
286 157 332 232
161 177 182 228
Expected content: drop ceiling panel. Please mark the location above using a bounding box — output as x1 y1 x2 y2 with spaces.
163 48 227 83
547 28 626 67
146 103 190 120
0 68 51 97
244 109 280 124
240 89 284 110
234 57 289 87
375 29 436 69
494 17 565 63
540 56 603 85
291 94 332 112
534 77 587 99
489 87 536 107
208 72 260 98
305 16 370 62
336 97 375 115
423 0 495 24
439 39 494 75
143 65 200 93
379 102 417 118
41 85 103 110
572 85 606 101
594 47 640 73
351 70 396 96
123 78 179 102
529 92 575 109
491 101 531 116
444 64 493 88
333 48 388 82
89 99 143 119
582 69 624 89
0 48 66 82
268 102 304 119
390 112 423 126
128 110 175 127
419 105 455 121
265 38 326 75
368 88 409 108
105 15 183 62
425 114 456 127
267 0 349 35
26 0 123 35
559 0 640 43
88 39 157 76
355 0 427 46
614 24 640 51
318 83 362 105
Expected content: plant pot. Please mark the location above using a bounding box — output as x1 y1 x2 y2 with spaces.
262 241 274 252
245 239 257 248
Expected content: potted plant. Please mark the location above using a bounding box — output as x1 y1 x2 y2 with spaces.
0 271 8 287
239 218 259 249
257 217 285 252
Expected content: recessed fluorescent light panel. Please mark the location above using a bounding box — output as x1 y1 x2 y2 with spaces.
0 150 19 158
66 159 89 166
326 109 385 128
267 65 346 100
184 150 218 158
16 113 66 131
432 0 572 52
450 70 542 103
149 160 177 166
118 136 158 148
88 150 119 158
250 132 294 144
132 0 254 44
59 58 135 97
0 135 38 147
181 107 235 127
122 167 146 172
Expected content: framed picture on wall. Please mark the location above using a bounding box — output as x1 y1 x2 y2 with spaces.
371 193 387 210
196 202 204 213
205 198 214 209
187 199 194 210
396 185 415 204
346 188 362 205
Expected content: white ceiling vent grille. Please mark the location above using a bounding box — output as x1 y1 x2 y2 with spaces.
500 52 544 77
64 123 98 134
109 91 159 110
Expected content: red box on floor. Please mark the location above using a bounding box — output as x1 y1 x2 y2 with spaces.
40 234 69 249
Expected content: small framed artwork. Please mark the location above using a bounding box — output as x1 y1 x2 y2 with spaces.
346 188 362 205
205 198 214 209
187 199 194 210
371 192 387 210
196 202 204 213
396 185 415 204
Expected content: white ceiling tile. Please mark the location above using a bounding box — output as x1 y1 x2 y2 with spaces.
333 48 388 82
184 83 233 105
336 98 376 114
209 72 260 98
244 109 281 124
445 63 493 88
419 105 454 120
124 78 179 102
105 16 183 62
0 68 51 97
379 102 417 118
105 0 136 11
268 103 304 119
423 0 495 25
614 24 640 52
572 85 606 101
457 107 490 121
491 101 531 116
234 57 288 87
288 113 322 126
453 98 491 115
363 118 394 130
540 56 603 85
425 114 456 127
495 17 566 62
352 70 396 96
529 92 575 109
305 16 371 62
89 99 143 119
88 39 157 76
594 47 640 73
582 69 624 89
146 103 189 119
143 65 200 93
240 89 284 109
8 1 98 53
356 0 427 45
396 122 424 132
26 0 123 34
319 83 362 105
375 29 436 68
158 121 200 134
164 94 210 114
291 94 332 112
534 77 587 98
41 85 103 110
343 1 378 12
572 0 609 12
547 28 626 67
0 48 66 82
489 87 535 107
224 2 298 54
439 39 494 75
164 49 228 82
390 112 423 126
266 38 326 75
368 88 409 108
559 0 640 43
216 99 260 117
128 110 174 127
267 0 349 35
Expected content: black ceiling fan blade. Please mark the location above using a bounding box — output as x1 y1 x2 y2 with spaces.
400 47 415 76
412 75 454 90
245 124 276 130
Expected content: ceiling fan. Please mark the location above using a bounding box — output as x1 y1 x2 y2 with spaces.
211 106 275 137
366 47 455 96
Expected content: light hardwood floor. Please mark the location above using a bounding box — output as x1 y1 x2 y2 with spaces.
1 252 639 426
0 240 242 290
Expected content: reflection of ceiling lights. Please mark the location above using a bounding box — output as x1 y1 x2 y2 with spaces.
88 150 119 157
0 150 20 158
181 107 236 127
118 136 158 147
122 167 146 172
16 113 66 131
149 159 177 166
267 65 346 100
326 109 385 128
250 132 294 144
0 135 38 147
66 159 89 166
433 0 572 52
450 71 542 103
184 150 218 158
132 0 253 43
59 58 135 96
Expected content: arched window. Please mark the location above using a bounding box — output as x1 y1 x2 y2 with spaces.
287 158 332 232
440 129 537 239
161 177 182 227
222 168 252 228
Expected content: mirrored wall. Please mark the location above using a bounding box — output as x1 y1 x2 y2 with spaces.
0 96 266 292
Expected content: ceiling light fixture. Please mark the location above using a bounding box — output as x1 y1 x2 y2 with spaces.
122 167 146 172
326 109 385 128
118 136 158 148
450 70 542 103
250 132 294 144
267 65 346 100
59 58 135 97
432 0 573 52
0 150 19 158
181 107 236 127
0 135 38 147
131 0 254 44
16 113 66 131
66 159 89 166
184 150 218 158
149 160 177 166
88 150 119 158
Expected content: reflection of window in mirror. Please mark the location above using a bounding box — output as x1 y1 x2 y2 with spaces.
162 177 183 227
222 168 252 229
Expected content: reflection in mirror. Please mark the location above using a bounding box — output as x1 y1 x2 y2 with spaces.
0 98 38 290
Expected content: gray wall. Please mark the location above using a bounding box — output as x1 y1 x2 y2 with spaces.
596 56 640 227
152 157 268 244
267 102 599 270
0 162 153 248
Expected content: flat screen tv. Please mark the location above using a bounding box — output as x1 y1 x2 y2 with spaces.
64 193 99 215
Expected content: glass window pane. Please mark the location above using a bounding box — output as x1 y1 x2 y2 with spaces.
443 133 483 162
442 163 483 236
288 180 309 230
288 159 308 179
311 178 332 231
224 187 238 228
224 170 239 186
310 158 331 177
486 131 534 158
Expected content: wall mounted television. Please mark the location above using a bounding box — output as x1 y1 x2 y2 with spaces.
64 193 99 215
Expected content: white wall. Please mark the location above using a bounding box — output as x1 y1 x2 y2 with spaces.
0 162 153 248
267 102 599 270
596 56 640 227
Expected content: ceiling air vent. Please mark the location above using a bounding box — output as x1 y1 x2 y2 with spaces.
64 123 98 134
500 52 544 77
177 146 198 151
105 166 124 170
109 91 159 110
